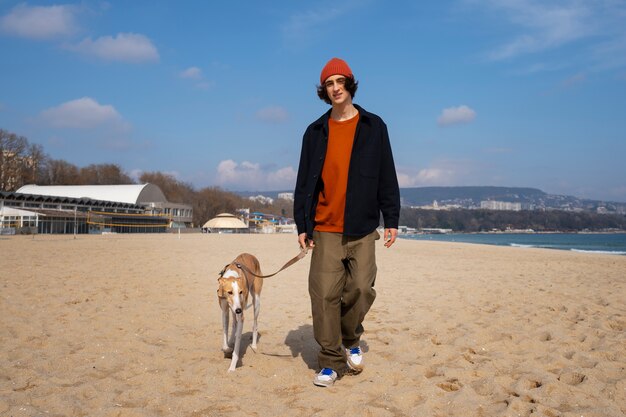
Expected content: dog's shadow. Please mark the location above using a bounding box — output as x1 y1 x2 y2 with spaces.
223 332 260 364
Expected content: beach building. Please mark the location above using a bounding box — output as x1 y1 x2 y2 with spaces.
0 184 192 235
480 200 522 211
202 213 248 233
240 210 295 234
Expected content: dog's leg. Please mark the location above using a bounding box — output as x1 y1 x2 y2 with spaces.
227 310 237 349
251 292 260 351
229 315 244 372
221 302 232 353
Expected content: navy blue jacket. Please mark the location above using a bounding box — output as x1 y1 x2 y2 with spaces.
294 104 400 238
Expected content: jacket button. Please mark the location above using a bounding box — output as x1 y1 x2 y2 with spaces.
307 193 311 197
319 157 323 160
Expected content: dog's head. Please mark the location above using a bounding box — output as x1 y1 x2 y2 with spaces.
217 266 247 315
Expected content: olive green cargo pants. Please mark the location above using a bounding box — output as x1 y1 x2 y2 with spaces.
309 230 379 371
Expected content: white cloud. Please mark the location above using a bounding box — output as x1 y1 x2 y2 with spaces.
0 3 78 39
282 1 363 47
478 0 591 61
180 66 202 80
396 159 485 187
397 168 457 187
470 0 626 71
283 8 344 38
179 66 214 90
255 106 289 123
437 105 476 127
70 33 159 63
40 97 126 129
216 159 296 190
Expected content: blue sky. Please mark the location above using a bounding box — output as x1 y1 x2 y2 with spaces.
1 1 625 202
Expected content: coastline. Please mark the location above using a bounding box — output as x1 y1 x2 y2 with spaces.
400 231 626 255
1 233 625 416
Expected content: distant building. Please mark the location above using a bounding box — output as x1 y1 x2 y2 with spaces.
234 208 295 234
410 200 462 210
1 183 192 235
278 192 294 201
480 200 522 211
249 194 274 205
202 213 248 233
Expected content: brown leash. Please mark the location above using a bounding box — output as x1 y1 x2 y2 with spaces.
219 246 309 279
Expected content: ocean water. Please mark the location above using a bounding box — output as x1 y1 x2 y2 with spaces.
400 233 626 255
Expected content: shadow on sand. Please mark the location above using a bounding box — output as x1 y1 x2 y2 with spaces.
229 325 370 371
284 324 319 370
223 331 262 367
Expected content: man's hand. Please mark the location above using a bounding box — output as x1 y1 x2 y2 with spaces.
383 228 398 248
298 233 315 250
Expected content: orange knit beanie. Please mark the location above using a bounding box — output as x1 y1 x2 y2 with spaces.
320 57 353 84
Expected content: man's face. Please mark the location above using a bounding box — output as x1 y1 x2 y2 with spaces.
324 74 350 106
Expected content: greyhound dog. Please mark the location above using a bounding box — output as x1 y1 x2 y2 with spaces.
217 253 263 372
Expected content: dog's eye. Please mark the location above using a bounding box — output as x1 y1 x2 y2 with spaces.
239 290 243 295
228 291 233 295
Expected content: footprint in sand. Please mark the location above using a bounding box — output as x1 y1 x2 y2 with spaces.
605 317 624 331
558 371 586 386
518 378 542 390
470 378 495 396
573 354 598 368
538 331 552 342
437 378 463 392
430 336 442 346
424 367 441 379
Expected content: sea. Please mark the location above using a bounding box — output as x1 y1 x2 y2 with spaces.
400 232 626 255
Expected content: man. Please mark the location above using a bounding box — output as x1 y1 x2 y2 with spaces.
294 57 400 387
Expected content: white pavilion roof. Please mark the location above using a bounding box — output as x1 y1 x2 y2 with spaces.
16 184 167 205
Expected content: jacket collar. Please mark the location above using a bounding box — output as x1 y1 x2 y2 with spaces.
312 104 372 132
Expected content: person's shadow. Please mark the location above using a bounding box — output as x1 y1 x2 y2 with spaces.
283 324 372 370
284 324 318 370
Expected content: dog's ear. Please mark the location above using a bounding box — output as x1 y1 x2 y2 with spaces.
217 277 225 297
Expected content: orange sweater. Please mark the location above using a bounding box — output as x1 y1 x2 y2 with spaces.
314 113 359 233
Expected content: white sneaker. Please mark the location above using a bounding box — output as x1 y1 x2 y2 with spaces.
346 346 364 373
313 368 337 387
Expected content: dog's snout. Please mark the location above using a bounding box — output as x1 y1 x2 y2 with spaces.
235 308 242 314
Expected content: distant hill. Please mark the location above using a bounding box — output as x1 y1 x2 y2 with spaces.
399 186 547 206
235 186 626 213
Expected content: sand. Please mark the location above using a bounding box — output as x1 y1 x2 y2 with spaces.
1 233 625 417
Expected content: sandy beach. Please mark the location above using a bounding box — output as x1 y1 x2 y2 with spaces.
1 233 624 417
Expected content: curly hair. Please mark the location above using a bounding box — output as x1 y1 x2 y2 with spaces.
316 76 359 105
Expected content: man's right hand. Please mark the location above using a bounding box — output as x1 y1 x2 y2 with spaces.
298 233 314 249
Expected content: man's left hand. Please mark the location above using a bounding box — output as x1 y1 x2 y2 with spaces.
383 228 398 248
